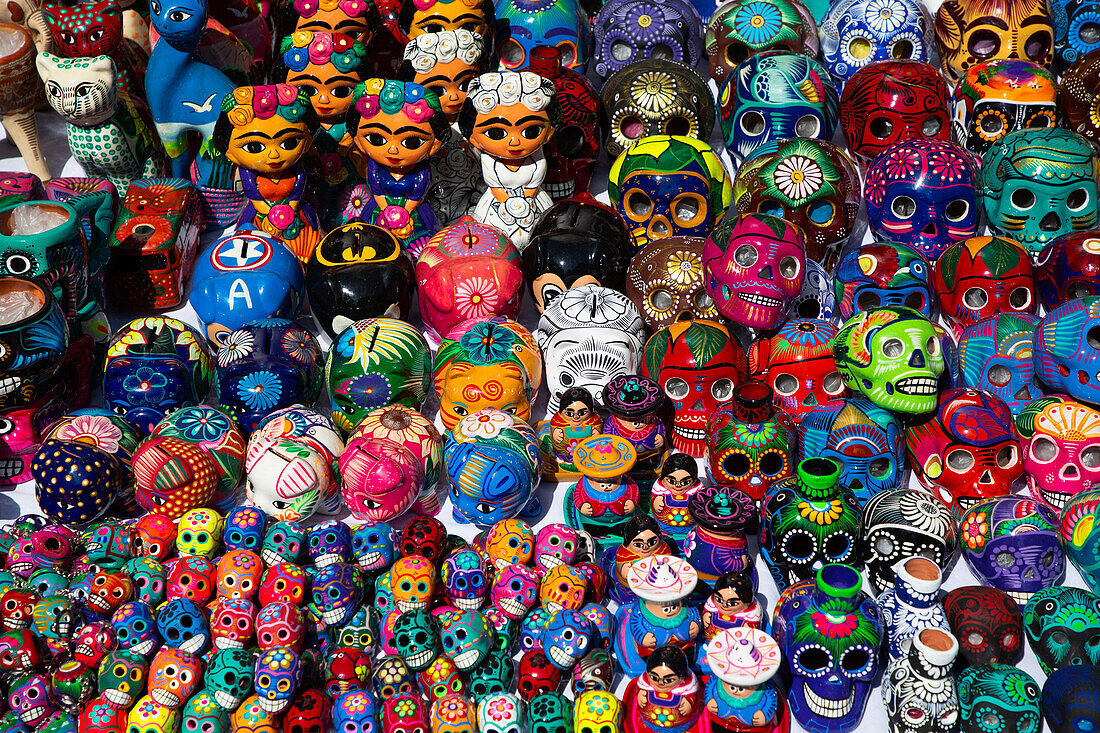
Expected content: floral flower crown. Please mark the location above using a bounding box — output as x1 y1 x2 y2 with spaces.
222 84 312 127
353 78 442 124
293 0 373 18
411 0 481 11
280 30 366 74
467 71 553 115
402 30 482 74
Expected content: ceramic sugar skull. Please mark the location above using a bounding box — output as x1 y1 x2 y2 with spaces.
591 0 704 82
833 306 948 415
702 211 806 330
958 664 1042 733
103 317 214 433
799 397 906 505
1036 231 1100 311
705 393 796 501
1023 586 1100 673
733 138 860 264
0 276 68 417
642 319 747 456
158 598 210 655
1022 400 1100 511
244 436 331 522
956 313 1041 416
495 0 589 71
254 647 301 714
1061 490 1100 595
433 318 541 431
864 138 979 261
833 241 933 322
1035 296 1100 406
705 0 819 83
607 135 732 252
860 488 956 595
981 128 1100 254
533 285 645 413
951 59 1058 157
958 496 1064 603
748 318 843 423
310 562 364 626
415 217 523 344
717 50 839 163
1061 49 1100 144
934 0 1054 80
148 648 201 708
818 0 932 92
839 60 950 164
943 585 1024 666
625 237 716 329
934 236 1037 331
906 388 1023 515
325 318 433 433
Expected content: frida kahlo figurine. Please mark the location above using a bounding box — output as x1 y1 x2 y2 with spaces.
625 644 704 733
542 385 602 478
213 84 323 263
347 78 447 258
615 554 702 677
651 452 702 546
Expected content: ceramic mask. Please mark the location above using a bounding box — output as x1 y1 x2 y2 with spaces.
951 59 1058 156
820 0 933 91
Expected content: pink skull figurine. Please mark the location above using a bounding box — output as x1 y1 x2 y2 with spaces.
533 523 579 572
703 212 806 331
211 598 257 649
1023 399 1100 512
255 602 305 652
490 565 540 619
338 437 423 523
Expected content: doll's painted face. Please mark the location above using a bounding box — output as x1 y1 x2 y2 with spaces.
355 109 440 172
226 114 312 175
287 64 360 123
295 8 375 42
470 104 553 160
659 469 694 493
414 57 479 122
647 663 682 692
561 400 593 427
407 0 489 39
628 530 660 554
714 587 749 613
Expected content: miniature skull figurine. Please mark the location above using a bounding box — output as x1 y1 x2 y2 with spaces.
951 59 1058 157
1022 400 1100 511
820 0 933 91
591 0 704 82
625 237 719 330
934 0 1054 81
705 0 820 83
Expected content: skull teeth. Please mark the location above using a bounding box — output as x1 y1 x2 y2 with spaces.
131 638 157 655
738 292 782 308
406 648 434 668
19 705 44 723
1040 486 1071 510
321 608 347 625
261 550 284 565
802 682 856 719
2 618 23 630
0 376 22 397
0 459 23 477
178 634 206 654
214 638 245 649
498 597 527 618
545 179 576 199
453 649 481 670
539 553 564 569
546 645 575 669
75 644 93 658
894 377 938 395
395 599 427 614
314 553 340 567
257 697 289 714
673 426 706 441
102 689 132 707
213 690 242 710
151 689 180 708
357 551 382 569
451 597 483 611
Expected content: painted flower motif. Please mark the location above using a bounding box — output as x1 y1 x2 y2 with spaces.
811 610 858 638
559 287 628 324
733 1 784 45
339 184 371 221
343 696 368 714
174 408 233 442
961 511 988 550
393 698 417 717
586 695 610 715
436 696 465 722
865 165 887 206
282 329 319 363
458 322 517 365
774 155 825 201
883 146 923 180
625 5 666 44
630 71 677 113
218 330 255 367
454 277 499 319
123 367 168 404
267 204 295 231
732 422 779 448
666 250 700 285
54 415 122 453
355 95 380 119
798 499 844 525
864 0 908 34
928 150 970 183
236 371 284 411
345 373 392 408
461 409 513 439
440 221 505 256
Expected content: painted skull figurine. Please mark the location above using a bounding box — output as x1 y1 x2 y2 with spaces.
442 549 487 610
591 0 704 82
262 521 305 565
706 401 796 501
254 647 301 714
533 285 646 413
717 50 839 163
533 524 578 572
732 138 860 263
1034 296 1100 406
607 135 732 251
943 585 1024 666
1022 400 1100 510
839 60 950 164
833 242 933 322
1023 586 1100 672
748 318 843 423
642 319 747 456
980 128 1100 254
833 305 948 415
819 0 933 91
495 0 589 71
98 651 148 708
934 0 1054 81
703 211 806 331
958 496 1065 604
906 388 1023 515
860 488 956 596
600 60 714 161
1062 49 1100 144
310 563 364 626
705 0 819 83
9 673 55 727
956 313 1041 416
148 648 201 708
625 236 718 330
437 609 494 671
1036 231 1100 311
393 610 440 671
957 664 1042 733
211 598 257 649
951 59 1058 157
865 138 980 261
934 236 1037 331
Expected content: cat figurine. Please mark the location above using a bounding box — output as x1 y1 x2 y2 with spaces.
36 52 165 192
40 0 147 100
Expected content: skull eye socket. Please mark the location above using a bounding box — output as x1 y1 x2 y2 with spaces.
774 374 798 396
740 111 766 136
722 452 751 478
1051 630 1069 645
711 378 734 401
996 445 1017 468
869 116 893 139
758 200 784 218
946 449 974 471
1068 188 1090 211
881 338 905 359
1031 437 1058 462
840 648 870 674
734 244 758 267
795 647 829 672
672 194 707 227
619 115 644 140
1082 446 1100 468
625 190 653 219
963 288 988 309
890 196 916 219
1011 189 1035 210
794 114 820 138
823 372 844 395
1024 30 1051 62
856 291 881 311
921 117 943 137
926 336 940 357
968 29 1001 59
987 365 1011 386
1008 287 1031 309
980 113 1004 135
945 199 969 222
664 378 689 400
808 201 834 226
665 116 691 137
778 256 800 281
725 43 749 66
610 40 632 61
847 36 871 60
891 39 913 58
693 291 713 311
874 536 894 556
759 451 785 476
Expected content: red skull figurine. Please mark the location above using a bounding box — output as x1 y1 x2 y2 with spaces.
934 235 1038 332
517 649 561 697
283 688 331 733
748 318 844 424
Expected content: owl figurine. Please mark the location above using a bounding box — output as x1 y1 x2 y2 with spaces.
36 52 165 192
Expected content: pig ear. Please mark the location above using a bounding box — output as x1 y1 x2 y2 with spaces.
426 266 456 314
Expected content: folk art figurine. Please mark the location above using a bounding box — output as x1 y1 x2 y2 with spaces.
650 452 702 545
701 569 765 646
213 84 323 263
347 78 447 258
0 22 49 181
458 70 558 250
703 627 787 733
605 515 673 604
564 434 640 551
602 374 667 475
614 554 701 678
541 386 602 480
623 644 703 733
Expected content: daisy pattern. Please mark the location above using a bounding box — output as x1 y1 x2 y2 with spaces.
218 330 255 367
928 149 970 183
864 0 908 34
733 1 784 45
774 155 824 201
666 251 701 285
559 287 628 324
236 371 284 411
282 329 319 363
460 409 513 439
454 277 498 319
630 71 678 113
53 415 122 453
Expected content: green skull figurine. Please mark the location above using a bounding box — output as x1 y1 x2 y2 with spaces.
98 650 148 708
526 693 572 733
183 691 229 733
334 605 379 653
981 128 1100 254
467 649 515 702
205 649 255 711
833 306 947 415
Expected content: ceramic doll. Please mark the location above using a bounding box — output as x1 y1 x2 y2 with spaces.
602 374 667 476
458 70 558 250
347 78 447 258
398 0 493 43
650 453 702 546
703 627 785 733
274 30 368 231
213 84 323 263
605 515 673 605
565 434 640 552
615 555 702 677
291 0 384 43
397 30 486 226
701 570 765 646
624 644 703 733
542 386 602 479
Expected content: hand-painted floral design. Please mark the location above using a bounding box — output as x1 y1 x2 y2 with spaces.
237 371 284 411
